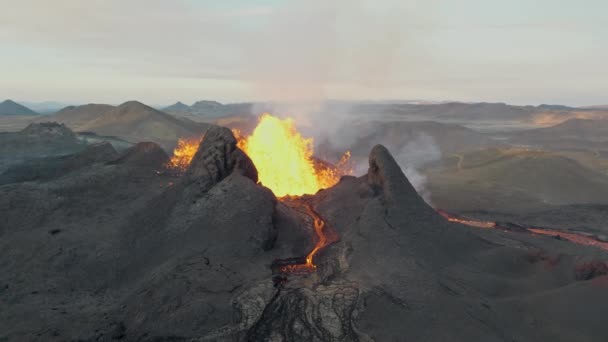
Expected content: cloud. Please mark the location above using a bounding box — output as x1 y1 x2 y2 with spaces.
0 0 606 105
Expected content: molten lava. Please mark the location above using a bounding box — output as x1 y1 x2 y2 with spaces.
167 136 203 171
274 198 339 273
170 114 350 273
437 209 496 228
235 113 351 197
234 114 349 272
438 209 608 252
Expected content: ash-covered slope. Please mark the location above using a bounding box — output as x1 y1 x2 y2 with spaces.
0 122 86 172
328 120 502 157
78 101 210 148
506 118 608 152
515 118 608 142
0 141 118 185
1 128 607 341
430 148 608 213
37 104 116 130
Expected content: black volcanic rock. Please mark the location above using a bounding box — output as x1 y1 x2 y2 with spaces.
110 141 169 168
0 142 118 184
21 122 75 138
0 99 38 116
2 138 608 341
0 122 84 169
186 125 258 192
368 144 424 204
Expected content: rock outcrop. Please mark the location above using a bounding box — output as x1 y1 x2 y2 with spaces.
2 138 608 342
21 122 75 138
110 141 169 168
186 125 257 191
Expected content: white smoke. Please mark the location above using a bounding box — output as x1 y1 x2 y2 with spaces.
351 132 441 203
390 133 441 204
244 0 441 201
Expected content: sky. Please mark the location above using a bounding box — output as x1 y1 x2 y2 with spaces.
0 0 606 106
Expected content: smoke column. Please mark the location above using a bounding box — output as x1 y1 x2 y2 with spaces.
244 0 440 200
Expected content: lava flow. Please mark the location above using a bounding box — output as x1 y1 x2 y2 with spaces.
168 113 350 273
438 209 608 252
167 136 204 171
273 198 339 273
235 114 349 272
437 209 496 229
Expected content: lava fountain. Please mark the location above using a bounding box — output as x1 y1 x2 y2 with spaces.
168 113 350 273
235 113 351 197
235 113 350 272
167 136 204 171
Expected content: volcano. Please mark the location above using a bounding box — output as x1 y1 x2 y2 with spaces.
1 123 608 341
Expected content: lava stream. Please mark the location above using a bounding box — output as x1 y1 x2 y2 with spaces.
275 197 338 273
167 113 350 274
438 209 608 252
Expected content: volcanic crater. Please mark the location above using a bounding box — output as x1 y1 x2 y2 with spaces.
1 121 608 341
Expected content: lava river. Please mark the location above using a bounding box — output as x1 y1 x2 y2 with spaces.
438 209 608 252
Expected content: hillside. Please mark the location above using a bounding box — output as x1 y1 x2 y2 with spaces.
515 118 608 142
429 148 608 212
321 120 503 161
78 101 210 147
1 131 607 341
164 100 255 119
163 101 190 113
36 104 115 130
0 100 39 116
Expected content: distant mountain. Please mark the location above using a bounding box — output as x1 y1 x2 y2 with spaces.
37 104 116 130
20 101 72 114
536 104 576 111
580 105 608 109
515 118 608 142
190 100 223 113
416 102 535 120
163 100 242 118
321 120 503 159
163 101 191 113
79 101 210 147
0 100 39 116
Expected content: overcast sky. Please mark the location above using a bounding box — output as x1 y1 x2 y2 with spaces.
0 0 606 106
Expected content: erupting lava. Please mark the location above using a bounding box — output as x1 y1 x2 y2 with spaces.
168 113 350 273
235 113 351 197
167 136 203 171
234 113 350 272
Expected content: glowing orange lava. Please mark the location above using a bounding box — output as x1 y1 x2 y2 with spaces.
275 199 339 273
437 209 496 228
170 114 350 273
235 113 351 197
235 113 349 272
167 136 203 171
438 209 608 252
